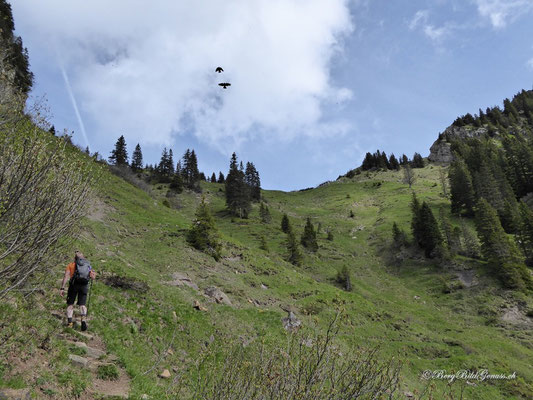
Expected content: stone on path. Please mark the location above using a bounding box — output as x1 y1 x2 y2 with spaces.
69 354 89 368
160 369 171 379
0 388 31 400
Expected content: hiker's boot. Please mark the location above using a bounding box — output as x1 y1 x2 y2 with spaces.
81 321 87 331
67 318 73 328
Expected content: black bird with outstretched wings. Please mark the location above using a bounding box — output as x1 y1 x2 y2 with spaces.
215 67 224 73
218 83 231 89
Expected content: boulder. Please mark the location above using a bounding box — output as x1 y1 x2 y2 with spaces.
204 287 232 306
282 311 301 331
69 354 89 368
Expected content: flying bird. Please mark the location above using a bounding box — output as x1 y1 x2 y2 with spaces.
218 83 231 89
215 67 224 73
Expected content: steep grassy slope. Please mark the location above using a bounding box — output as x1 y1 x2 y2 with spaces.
1 158 532 399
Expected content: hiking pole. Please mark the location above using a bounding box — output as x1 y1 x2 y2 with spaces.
86 279 94 317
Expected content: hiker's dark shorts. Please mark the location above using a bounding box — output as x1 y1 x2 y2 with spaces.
66 282 89 306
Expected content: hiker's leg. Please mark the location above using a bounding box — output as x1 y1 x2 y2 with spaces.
80 305 87 321
67 305 74 319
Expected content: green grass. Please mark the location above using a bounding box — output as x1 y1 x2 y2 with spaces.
2 157 532 398
96 364 119 381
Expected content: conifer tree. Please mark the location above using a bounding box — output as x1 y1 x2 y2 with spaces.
418 202 443 258
459 219 480 259
217 172 225 183
259 235 269 252
449 158 476 216
392 222 407 248
400 154 409 165
131 143 143 172
109 135 128 165
336 265 352 291
411 152 424 168
286 228 303 266
187 197 221 260
225 153 251 218
411 193 423 247
389 154 400 170
244 162 261 201
281 213 291 233
474 199 530 289
259 202 272 223
301 217 318 252
516 202 533 264
211 172 217 183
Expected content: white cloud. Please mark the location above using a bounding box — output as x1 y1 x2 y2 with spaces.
473 0 533 29
408 10 429 31
408 10 452 43
13 0 354 150
527 57 533 70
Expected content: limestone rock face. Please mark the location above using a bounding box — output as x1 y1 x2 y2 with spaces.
428 141 453 164
428 125 488 164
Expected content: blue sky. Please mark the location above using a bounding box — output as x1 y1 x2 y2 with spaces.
11 0 533 190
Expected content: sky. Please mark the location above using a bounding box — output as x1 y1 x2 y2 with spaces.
10 0 533 191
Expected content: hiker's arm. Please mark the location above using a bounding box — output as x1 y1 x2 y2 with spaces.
90 269 96 279
60 270 70 296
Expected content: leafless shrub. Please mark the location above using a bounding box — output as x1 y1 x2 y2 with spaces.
109 164 152 194
402 165 416 189
177 314 401 399
0 104 99 297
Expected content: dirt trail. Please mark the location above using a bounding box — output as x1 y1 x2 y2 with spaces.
52 311 131 399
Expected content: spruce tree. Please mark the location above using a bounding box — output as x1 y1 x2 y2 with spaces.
516 202 533 264
474 199 530 289
392 222 407 248
211 172 217 183
418 202 443 258
459 219 480 259
187 197 221 260
389 154 400 170
244 162 261 201
131 143 143 172
281 213 291 233
412 152 424 168
449 158 476 216
411 193 423 247
109 135 128 166
336 265 352 291
259 202 272 223
301 217 318 252
217 172 225 183
225 153 251 218
286 228 303 266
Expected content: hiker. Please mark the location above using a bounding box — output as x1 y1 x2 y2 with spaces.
59 251 96 331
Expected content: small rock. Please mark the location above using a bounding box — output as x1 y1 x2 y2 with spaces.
160 369 171 379
141 395 150 400
77 331 94 340
204 286 232 306
404 391 414 398
193 300 207 312
466 381 477 387
414 295 420 300
69 354 89 368
260 284 268 290
86 346 105 358
172 311 177 321
282 311 301 331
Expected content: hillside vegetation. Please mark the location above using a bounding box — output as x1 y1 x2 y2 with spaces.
1 131 532 398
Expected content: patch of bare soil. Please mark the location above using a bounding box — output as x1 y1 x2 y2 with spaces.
87 197 115 222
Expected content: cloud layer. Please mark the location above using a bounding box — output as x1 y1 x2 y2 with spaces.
14 0 353 150
473 0 533 28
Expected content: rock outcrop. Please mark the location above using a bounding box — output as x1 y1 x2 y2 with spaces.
428 125 488 164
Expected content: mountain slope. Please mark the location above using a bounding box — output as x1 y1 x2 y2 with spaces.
3 152 532 399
